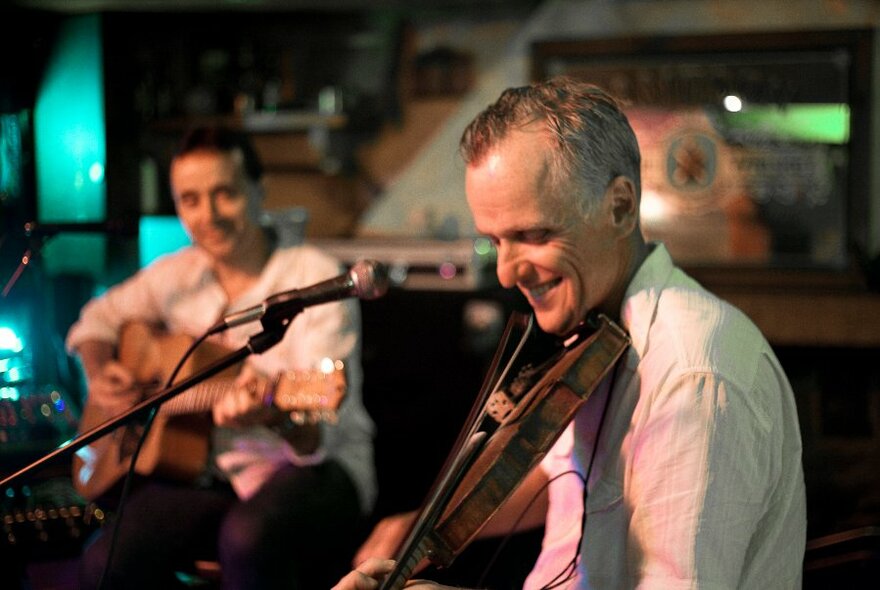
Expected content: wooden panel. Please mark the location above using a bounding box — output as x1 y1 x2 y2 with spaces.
252 133 323 170
262 172 367 238
718 290 880 347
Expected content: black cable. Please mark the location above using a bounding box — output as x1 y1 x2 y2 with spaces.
477 468 585 588
539 365 618 590
95 330 211 590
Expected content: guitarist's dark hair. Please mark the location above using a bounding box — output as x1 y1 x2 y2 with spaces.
174 125 264 183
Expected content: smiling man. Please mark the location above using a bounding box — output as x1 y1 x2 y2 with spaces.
464 118 642 336
341 77 806 590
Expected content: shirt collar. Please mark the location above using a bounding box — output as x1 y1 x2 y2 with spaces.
619 242 675 357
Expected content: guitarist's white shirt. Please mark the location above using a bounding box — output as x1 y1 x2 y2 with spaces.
67 243 376 512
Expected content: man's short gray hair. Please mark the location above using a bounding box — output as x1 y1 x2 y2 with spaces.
460 76 641 217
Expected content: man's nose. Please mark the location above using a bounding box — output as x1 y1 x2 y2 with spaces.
495 243 528 289
207 195 224 219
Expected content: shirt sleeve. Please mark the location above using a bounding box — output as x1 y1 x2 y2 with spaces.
66 260 169 353
627 369 775 588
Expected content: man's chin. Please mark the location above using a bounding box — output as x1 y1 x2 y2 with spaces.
534 313 569 337
197 237 232 252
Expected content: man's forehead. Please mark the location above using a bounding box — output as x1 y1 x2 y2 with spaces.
172 149 244 179
470 193 550 233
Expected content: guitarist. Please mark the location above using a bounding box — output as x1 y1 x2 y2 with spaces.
66 126 374 589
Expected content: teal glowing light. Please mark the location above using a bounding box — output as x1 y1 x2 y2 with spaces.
34 14 106 223
89 162 105 183
42 234 107 277
0 113 25 202
0 387 21 402
0 327 24 353
139 216 191 268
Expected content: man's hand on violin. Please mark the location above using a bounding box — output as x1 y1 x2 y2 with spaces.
353 511 418 567
331 558 459 590
332 558 394 590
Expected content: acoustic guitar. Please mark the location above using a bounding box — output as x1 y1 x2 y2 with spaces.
72 321 346 501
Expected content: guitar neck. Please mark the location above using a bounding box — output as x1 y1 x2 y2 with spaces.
118 322 346 421
154 380 234 417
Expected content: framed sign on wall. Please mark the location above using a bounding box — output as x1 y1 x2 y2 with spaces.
532 29 873 287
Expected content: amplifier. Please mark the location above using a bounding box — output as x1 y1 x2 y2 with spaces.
1 387 101 563
2 476 104 560
0 387 79 464
311 238 498 291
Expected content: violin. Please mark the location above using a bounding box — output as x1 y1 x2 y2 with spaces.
381 312 630 589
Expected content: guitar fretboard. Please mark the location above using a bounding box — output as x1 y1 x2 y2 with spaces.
154 380 236 416
141 368 345 417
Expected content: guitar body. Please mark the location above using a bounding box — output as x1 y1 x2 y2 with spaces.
73 400 147 501
141 412 214 483
73 322 347 501
73 323 237 500
74 404 214 499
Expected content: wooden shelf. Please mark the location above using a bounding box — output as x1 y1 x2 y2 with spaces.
149 110 347 135
715 288 880 347
240 111 347 133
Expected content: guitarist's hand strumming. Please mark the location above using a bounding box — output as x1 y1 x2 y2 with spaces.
88 360 142 416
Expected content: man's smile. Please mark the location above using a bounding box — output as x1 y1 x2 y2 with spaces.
525 277 562 300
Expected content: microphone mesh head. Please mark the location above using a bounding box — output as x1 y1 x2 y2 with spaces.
351 260 390 300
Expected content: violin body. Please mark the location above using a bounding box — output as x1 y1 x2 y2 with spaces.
382 314 630 588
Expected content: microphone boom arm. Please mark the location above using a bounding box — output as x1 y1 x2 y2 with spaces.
0 324 287 489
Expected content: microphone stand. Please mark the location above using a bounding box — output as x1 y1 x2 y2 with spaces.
0 319 290 489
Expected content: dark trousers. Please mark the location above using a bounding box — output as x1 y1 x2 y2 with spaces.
79 460 364 590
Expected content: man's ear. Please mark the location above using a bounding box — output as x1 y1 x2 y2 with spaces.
607 176 638 236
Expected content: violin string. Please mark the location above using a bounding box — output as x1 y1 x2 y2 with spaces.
383 314 536 588
466 314 535 441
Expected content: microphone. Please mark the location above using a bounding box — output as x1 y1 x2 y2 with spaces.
207 259 389 334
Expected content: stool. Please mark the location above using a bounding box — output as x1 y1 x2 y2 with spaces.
804 526 880 589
